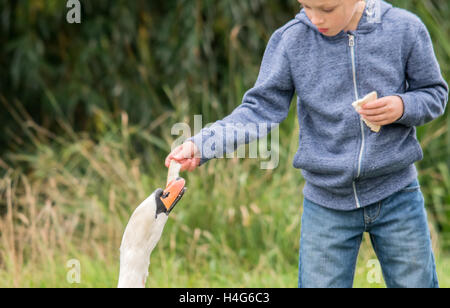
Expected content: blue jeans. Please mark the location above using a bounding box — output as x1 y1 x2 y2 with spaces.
298 178 439 288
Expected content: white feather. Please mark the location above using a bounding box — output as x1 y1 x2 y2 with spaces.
118 161 181 288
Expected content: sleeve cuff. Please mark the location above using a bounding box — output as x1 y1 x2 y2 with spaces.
393 94 417 127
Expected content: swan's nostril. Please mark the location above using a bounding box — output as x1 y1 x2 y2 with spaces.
162 192 170 199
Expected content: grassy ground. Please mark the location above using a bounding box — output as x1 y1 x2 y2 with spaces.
1 243 450 288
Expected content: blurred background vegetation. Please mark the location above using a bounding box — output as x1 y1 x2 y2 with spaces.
0 0 449 287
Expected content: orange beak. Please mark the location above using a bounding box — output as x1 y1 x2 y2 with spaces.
159 177 186 214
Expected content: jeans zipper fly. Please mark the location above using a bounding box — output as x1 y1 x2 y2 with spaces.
349 34 363 209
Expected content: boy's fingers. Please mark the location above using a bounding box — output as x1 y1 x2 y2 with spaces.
187 158 199 172
179 160 192 172
169 145 183 159
165 156 176 167
360 106 387 116
165 154 173 167
165 146 183 167
166 143 199 169
174 145 193 160
363 98 388 110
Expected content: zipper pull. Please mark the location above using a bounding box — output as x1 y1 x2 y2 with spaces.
348 35 355 47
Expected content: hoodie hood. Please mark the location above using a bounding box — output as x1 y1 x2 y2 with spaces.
295 0 393 39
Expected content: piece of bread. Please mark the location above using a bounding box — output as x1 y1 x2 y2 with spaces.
352 91 381 133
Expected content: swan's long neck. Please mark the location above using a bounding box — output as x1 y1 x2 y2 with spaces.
117 199 169 288
118 250 152 288
117 161 181 288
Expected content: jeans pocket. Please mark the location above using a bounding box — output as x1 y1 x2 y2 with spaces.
399 178 421 192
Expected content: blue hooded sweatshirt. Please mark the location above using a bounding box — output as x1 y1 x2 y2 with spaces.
187 0 449 211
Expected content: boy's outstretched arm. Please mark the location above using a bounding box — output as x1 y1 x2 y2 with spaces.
184 28 296 166
394 20 449 127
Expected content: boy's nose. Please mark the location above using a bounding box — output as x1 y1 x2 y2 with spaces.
310 14 324 26
312 19 325 26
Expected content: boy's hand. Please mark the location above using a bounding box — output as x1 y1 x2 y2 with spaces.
358 96 404 126
165 141 201 172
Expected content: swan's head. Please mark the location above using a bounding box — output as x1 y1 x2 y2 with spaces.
157 177 187 216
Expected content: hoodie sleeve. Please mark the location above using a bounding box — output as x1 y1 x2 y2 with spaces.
186 29 295 166
394 20 449 127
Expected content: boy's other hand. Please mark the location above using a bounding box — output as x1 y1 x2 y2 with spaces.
165 141 201 172
358 96 405 126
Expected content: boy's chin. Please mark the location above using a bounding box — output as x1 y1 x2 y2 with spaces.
321 30 340 37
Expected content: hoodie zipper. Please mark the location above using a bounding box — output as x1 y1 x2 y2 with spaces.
349 34 363 209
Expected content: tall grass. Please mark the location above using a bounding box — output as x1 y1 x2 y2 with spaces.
0 95 304 287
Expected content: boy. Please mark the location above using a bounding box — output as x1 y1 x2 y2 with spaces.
165 0 448 287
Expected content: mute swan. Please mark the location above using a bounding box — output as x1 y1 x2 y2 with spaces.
118 161 186 288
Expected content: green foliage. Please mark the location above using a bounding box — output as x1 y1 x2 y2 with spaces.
0 0 298 151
